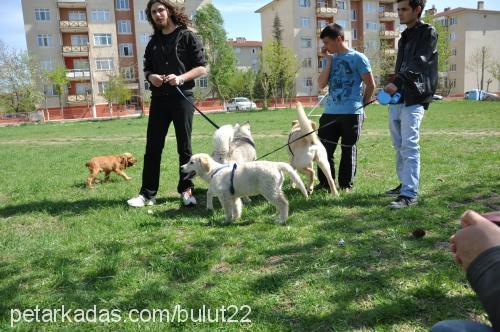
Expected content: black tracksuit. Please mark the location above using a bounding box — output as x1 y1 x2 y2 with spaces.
140 27 206 198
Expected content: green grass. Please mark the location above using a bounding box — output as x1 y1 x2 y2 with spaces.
0 100 498 331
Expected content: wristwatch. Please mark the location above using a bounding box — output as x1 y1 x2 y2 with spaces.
178 76 185 86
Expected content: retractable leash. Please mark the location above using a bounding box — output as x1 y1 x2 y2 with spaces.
175 86 220 129
256 90 400 161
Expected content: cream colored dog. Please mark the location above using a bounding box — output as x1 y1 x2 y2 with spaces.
288 102 339 196
181 153 308 224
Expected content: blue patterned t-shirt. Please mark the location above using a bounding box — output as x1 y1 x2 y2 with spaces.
324 50 371 115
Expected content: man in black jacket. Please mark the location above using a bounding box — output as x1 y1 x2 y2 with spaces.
383 0 438 209
128 0 207 207
431 210 500 332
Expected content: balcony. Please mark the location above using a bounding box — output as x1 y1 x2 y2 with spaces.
66 69 90 80
379 30 400 38
379 12 398 20
57 0 87 8
62 45 89 56
67 94 88 104
316 7 338 17
59 20 88 32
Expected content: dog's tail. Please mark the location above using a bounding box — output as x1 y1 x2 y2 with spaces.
212 124 234 163
296 102 318 144
277 163 309 198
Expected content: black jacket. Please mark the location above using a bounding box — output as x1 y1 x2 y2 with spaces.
394 21 438 109
144 27 206 97
467 246 500 331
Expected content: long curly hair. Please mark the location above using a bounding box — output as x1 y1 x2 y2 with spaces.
145 0 191 34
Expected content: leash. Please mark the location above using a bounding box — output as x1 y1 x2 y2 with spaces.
256 99 377 160
176 86 220 129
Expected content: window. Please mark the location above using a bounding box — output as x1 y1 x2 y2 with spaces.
364 2 377 12
40 60 54 71
71 35 88 46
235 47 241 54
450 32 457 41
73 59 90 70
76 83 90 95
140 33 150 45
98 82 109 95
94 33 112 46
300 37 312 48
197 76 208 88
119 43 133 57
449 64 457 72
451 48 457 56
35 9 50 21
300 17 311 28
365 21 378 31
121 67 135 80
299 0 311 8
303 58 312 68
352 29 357 40
69 11 86 21
252 48 256 54
117 20 132 34
138 9 147 22
37 34 53 47
303 77 313 88
96 58 114 71
116 0 130 10
365 40 377 50
351 9 357 20
336 20 348 29
92 9 110 22
44 84 57 96
336 1 347 10
449 17 458 25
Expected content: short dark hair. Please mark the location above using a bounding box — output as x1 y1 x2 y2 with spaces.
320 23 344 41
397 0 426 18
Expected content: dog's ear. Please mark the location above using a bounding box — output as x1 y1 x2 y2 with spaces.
120 155 128 169
200 156 211 173
311 121 318 130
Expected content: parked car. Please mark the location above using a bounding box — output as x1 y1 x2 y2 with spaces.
433 94 443 100
225 97 257 111
464 89 499 101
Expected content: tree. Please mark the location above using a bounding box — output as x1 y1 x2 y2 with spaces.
364 41 394 86
466 46 492 91
0 40 44 113
228 69 256 99
194 4 236 101
46 64 69 117
102 73 132 113
272 14 283 44
488 61 500 86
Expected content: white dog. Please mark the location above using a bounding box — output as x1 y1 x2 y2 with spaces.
288 102 339 196
181 153 308 224
212 122 256 164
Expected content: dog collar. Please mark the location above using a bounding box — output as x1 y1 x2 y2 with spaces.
211 164 230 179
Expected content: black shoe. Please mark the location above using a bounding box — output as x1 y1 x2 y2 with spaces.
385 184 402 196
314 183 330 193
388 195 418 209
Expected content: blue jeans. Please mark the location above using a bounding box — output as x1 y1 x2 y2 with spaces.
431 320 494 332
389 103 425 198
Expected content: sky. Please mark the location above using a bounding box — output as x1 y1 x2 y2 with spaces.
2 0 500 51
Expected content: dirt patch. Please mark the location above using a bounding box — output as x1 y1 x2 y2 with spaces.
211 262 231 273
474 192 500 210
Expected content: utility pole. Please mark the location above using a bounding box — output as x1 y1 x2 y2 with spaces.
87 42 97 118
480 46 486 91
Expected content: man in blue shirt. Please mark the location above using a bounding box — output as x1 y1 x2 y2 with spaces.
317 24 375 192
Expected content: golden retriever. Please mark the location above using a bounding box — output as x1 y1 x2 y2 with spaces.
288 102 339 196
181 153 308 224
85 153 136 188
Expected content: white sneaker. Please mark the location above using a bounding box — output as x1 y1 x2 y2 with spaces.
127 194 156 208
181 188 197 206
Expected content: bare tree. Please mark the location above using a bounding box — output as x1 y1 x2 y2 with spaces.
466 46 491 91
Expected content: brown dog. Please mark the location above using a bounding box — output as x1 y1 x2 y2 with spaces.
85 153 137 188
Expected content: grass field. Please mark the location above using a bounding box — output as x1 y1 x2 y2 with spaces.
0 100 499 331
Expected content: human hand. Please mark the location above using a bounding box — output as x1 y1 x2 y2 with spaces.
450 210 500 271
384 83 398 94
149 74 165 88
165 74 184 86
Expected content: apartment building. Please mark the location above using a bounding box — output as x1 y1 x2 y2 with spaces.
433 1 500 95
228 37 262 71
21 0 210 112
256 0 400 96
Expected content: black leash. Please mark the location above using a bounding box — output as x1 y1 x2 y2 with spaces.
256 99 377 160
176 86 220 129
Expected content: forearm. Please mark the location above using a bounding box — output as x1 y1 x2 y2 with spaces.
179 66 207 82
318 58 331 90
363 84 375 105
467 246 500 330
